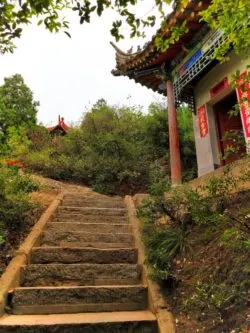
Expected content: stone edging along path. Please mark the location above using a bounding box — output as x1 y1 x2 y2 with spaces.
0 192 64 314
0 191 175 333
124 195 175 333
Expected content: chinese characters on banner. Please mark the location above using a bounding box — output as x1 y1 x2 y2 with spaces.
198 105 209 138
236 72 250 152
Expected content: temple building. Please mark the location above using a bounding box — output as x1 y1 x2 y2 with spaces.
111 0 249 184
48 116 70 136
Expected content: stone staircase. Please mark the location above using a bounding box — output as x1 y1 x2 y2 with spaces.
0 193 158 332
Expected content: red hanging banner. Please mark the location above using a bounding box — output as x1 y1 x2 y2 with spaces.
236 72 250 139
198 104 209 138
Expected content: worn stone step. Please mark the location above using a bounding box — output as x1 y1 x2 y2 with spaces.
11 285 148 314
0 311 158 333
46 222 131 234
62 199 125 208
21 264 142 287
52 214 129 223
40 231 134 247
41 242 134 249
58 206 127 216
30 247 138 264
63 194 123 202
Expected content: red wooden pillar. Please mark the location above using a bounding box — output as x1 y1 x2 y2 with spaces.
166 80 182 185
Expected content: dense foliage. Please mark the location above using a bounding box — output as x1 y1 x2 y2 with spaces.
0 74 41 248
156 0 250 61
0 165 40 246
0 74 39 136
0 0 249 64
0 74 196 195
200 0 250 61
3 98 196 194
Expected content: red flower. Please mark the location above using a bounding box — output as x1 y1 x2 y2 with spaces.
6 160 25 171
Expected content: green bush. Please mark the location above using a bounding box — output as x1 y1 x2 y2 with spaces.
147 161 171 197
138 195 186 281
203 165 238 197
0 166 40 195
6 100 197 195
7 174 40 195
0 165 40 245
184 188 222 225
0 198 33 235
23 149 52 173
144 224 186 280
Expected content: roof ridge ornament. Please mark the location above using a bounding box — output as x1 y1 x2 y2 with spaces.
110 41 141 57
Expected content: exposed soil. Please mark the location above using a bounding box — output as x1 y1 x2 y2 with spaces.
164 190 250 333
0 192 56 277
188 158 250 192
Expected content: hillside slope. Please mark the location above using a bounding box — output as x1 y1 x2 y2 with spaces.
137 158 250 333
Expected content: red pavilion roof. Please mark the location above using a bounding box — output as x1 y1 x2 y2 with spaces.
48 116 70 134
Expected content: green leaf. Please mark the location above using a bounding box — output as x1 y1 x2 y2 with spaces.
64 31 71 38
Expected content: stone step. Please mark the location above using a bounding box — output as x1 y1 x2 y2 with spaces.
40 231 134 247
0 311 158 333
58 206 127 216
63 194 123 202
11 285 148 314
62 199 125 209
21 264 142 287
52 214 129 223
30 247 138 264
46 222 131 234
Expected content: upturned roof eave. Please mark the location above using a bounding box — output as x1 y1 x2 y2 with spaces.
48 123 70 133
111 0 212 73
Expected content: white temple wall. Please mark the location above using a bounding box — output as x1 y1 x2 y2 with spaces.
193 52 249 177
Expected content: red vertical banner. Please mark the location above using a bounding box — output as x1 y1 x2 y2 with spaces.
236 72 250 139
198 104 209 138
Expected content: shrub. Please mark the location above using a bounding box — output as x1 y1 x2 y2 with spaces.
203 165 238 197
138 195 187 281
0 165 40 196
0 198 33 236
137 166 244 282
147 161 171 197
144 224 186 280
0 165 40 245
7 100 197 195
7 174 40 195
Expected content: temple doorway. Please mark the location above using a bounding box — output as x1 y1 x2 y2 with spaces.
214 91 245 165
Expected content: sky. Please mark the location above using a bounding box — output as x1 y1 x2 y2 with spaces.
0 2 172 126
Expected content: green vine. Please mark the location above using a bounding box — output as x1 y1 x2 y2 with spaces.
200 0 250 61
155 20 188 52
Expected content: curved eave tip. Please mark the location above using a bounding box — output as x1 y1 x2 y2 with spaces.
110 41 124 55
110 41 140 57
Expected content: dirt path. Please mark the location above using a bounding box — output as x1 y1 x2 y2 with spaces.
30 176 94 205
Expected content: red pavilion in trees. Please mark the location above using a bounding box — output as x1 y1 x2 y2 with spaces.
48 116 70 136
